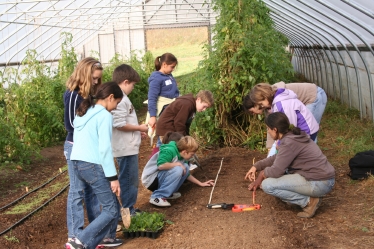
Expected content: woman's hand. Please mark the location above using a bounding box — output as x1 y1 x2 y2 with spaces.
245 166 257 182
111 180 121 196
148 116 156 128
200 180 215 187
248 171 265 191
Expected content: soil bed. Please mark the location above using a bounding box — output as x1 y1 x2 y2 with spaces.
1 139 374 248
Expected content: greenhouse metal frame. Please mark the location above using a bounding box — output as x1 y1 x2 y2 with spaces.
0 0 373 120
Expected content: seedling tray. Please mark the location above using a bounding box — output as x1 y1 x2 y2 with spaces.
123 230 161 239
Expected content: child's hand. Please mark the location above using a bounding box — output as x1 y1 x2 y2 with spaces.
200 180 215 187
245 166 257 182
111 180 121 196
140 132 147 139
139 124 148 132
176 162 186 175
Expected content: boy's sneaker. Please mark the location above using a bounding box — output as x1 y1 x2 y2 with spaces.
99 238 123 247
150 197 171 207
65 238 84 249
166 192 181 200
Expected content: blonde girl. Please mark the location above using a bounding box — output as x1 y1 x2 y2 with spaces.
64 58 121 248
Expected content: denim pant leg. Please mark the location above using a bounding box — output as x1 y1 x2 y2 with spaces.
64 141 85 238
117 155 139 213
151 164 190 199
73 161 118 249
64 141 101 238
306 87 327 124
261 174 335 208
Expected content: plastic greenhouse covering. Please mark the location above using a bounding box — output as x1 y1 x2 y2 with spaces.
0 0 373 120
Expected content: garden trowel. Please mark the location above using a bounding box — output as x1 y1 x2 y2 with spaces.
117 197 131 229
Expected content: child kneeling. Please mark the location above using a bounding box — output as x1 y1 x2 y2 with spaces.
147 135 214 207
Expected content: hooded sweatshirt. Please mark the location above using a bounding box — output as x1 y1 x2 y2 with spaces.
157 141 184 166
148 71 180 117
156 94 196 136
254 131 335 181
70 104 117 181
273 82 317 105
272 88 319 135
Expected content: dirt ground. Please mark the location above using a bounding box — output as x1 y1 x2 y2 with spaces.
1 136 374 248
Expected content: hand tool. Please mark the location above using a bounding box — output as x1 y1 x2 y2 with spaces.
207 203 235 209
206 158 224 208
148 124 156 146
232 191 261 212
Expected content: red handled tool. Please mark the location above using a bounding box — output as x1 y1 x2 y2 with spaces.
232 191 261 212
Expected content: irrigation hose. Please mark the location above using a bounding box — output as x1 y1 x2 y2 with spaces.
0 169 68 211
208 157 224 205
0 183 70 236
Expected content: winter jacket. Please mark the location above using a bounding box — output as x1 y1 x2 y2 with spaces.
156 94 196 136
111 93 141 157
272 88 319 135
71 104 117 181
254 131 335 181
63 90 83 142
148 71 179 117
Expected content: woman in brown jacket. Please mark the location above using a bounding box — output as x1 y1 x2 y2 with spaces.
245 112 335 218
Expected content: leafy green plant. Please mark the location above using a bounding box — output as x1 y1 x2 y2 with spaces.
4 234 19 243
178 0 294 148
124 212 169 232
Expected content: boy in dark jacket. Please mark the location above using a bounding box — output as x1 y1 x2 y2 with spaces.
156 90 214 138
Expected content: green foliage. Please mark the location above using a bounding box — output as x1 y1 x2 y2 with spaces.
125 212 169 232
0 33 151 164
318 100 374 164
57 32 78 83
101 51 154 110
178 0 294 147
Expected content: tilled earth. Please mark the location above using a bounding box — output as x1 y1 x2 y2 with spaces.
1 140 374 249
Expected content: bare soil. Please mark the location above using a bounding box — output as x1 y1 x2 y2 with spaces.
1 136 374 248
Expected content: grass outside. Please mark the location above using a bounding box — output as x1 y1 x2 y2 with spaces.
146 27 208 77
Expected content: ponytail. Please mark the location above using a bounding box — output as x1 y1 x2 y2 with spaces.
76 82 123 117
154 53 178 71
154 56 162 71
289 124 301 135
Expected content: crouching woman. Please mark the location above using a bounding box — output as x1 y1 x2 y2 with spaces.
245 112 335 218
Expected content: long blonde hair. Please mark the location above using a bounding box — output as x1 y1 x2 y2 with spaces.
66 57 103 99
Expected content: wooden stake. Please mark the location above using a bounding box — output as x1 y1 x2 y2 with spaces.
26 187 28 192
59 168 62 173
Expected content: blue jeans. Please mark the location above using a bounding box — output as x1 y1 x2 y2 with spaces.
116 155 139 214
151 163 190 199
306 87 327 124
261 174 335 208
64 141 100 238
71 160 119 249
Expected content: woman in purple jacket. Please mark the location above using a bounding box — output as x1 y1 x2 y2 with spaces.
245 112 335 218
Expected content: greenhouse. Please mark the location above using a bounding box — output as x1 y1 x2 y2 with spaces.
0 0 374 248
